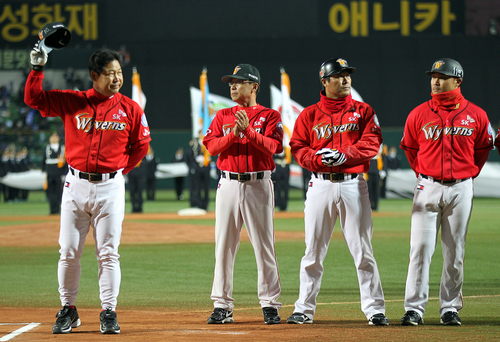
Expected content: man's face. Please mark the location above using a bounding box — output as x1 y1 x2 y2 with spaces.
430 73 461 94
92 60 123 97
228 78 257 104
49 134 59 144
322 71 351 99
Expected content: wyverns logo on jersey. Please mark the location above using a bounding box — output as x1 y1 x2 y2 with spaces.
421 122 473 141
222 124 233 136
76 113 126 133
313 121 359 139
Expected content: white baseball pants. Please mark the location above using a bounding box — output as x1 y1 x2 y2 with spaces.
404 176 473 317
294 174 386 320
210 171 282 311
58 169 125 311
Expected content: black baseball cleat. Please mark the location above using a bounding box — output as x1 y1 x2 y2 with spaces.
52 306 81 334
369 313 389 326
286 312 313 324
100 308 120 334
401 310 423 326
262 307 281 324
440 311 461 326
207 308 234 324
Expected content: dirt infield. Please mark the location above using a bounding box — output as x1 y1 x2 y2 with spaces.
0 212 306 247
0 307 421 342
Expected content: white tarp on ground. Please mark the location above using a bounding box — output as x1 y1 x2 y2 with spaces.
383 162 500 199
2 162 500 198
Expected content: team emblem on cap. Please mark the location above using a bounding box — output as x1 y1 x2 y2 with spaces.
434 61 445 69
319 68 325 78
336 59 348 67
233 66 241 74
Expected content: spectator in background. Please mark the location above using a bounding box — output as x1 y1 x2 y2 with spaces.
128 159 147 213
301 167 311 200
64 67 75 90
366 147 383 211
0 147 8 202
144 145 158 201
16 146 31 201
387 146 401 170
172 147 185 200
41 132 67 214
185 138 210 210
3 144 18 202
272 150 290 211
379 144 389 199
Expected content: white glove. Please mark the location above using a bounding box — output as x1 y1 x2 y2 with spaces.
30 43 48 69
315 148 346 166
379 170 387 179
315 148 334 156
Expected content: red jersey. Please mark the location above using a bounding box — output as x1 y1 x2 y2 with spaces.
203 104 283 172
290 92 382 173
400 98 493 180
25 70 151 174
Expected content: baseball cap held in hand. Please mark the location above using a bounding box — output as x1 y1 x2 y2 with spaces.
222 64 260 85
38 22 71 54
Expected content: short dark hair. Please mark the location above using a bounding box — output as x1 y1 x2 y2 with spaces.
88 49 122 76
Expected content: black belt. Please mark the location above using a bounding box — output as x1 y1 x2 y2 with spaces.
313 172 358 182
222 172 264 182
421 174 469 185
70 167 117 182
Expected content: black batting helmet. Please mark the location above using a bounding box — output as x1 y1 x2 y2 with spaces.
319 58 356 80
426 58 463 78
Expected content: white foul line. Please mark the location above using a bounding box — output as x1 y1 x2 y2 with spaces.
0 323 41 341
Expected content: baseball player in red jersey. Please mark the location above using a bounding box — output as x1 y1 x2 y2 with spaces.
25 46 151 334
203 64 283 325
400 58 493 326
287 58 388 326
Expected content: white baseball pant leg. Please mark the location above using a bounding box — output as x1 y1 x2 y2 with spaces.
404 177 472 317
211 172 281 311
294 175 385 320
58 170 125 310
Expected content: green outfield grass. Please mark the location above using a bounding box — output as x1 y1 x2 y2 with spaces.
0 189 499 336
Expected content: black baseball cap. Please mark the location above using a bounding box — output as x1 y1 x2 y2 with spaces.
38 22 71 53
319 58 356 80
221 64 260 85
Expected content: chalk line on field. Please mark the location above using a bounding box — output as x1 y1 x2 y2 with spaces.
178 330 247 335
0 323 41 341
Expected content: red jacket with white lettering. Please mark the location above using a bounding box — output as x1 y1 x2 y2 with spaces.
400 98 493 180
203 104 283 172
290 91 382 174
24 70 151 174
